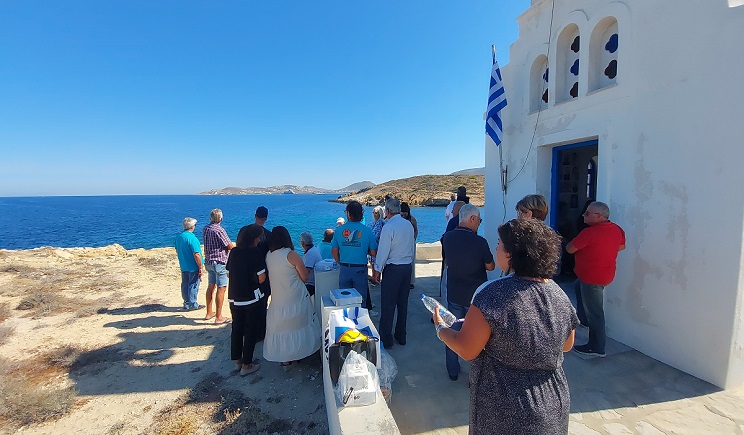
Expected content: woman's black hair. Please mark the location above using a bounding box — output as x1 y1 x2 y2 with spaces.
400 202 412 221
237 224 264 247
497 219 562 278
268 226 294 251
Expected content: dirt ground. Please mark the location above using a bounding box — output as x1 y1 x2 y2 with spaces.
0 245 327 435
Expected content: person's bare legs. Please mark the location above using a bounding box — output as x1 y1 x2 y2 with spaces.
204 283 216 320
214 285 230 323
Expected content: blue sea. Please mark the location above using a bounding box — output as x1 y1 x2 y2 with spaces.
0 195 461 250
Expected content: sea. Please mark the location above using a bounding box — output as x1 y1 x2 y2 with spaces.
0 194 468 251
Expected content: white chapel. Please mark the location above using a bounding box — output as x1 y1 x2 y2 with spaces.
485 0 744 388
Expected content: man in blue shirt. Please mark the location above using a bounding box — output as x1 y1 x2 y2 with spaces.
332 201 377 308
175 217 204 310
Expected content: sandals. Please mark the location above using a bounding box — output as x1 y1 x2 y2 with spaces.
240 363 261 376
281 360 300 371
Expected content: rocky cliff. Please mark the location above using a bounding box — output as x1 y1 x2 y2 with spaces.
332 174 484 207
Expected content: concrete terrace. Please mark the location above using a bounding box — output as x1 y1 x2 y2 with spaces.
370 255 744 434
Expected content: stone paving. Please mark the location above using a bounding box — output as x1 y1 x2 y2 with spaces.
373 257 744 435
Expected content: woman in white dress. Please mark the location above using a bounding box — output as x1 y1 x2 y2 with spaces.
263 226 321 366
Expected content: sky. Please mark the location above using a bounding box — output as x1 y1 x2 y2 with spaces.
0 1 530 196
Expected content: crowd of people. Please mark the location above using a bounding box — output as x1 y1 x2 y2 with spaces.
173 196 419 374
436 190 625 434
174 187 626 434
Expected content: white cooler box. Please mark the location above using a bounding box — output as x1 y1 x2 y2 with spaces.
330 288 362 306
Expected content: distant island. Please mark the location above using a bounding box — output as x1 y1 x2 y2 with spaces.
199 168 485 207
449 167 485 176
199 181 374 196
333 174 484 207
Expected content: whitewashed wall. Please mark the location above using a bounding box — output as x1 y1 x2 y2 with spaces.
485 0 744 388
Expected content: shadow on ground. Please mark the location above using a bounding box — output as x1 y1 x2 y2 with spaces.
67 302 328 434
380 263 724 434
98 303 183 316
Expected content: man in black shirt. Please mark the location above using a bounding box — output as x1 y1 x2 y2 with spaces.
440 200 466 300
441 204 495 381
237 206 272 339
444 201 466 234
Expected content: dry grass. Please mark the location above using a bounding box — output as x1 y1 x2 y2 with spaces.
1 259 123 319
0 346 94 428
0 303 10 322
153 409 200 435
15 291 106 319
0 357 77 428
106 421 127 435
43 345 87 371
0 254 132 323
138 256 171 269
0 324 15 345
148 372 320 435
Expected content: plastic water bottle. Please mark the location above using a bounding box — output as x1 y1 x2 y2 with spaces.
420 294 457 327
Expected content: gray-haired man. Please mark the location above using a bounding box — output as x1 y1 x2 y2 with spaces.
441 204 495 380
373 198 415 349
566 201 625 357
203 208 235 324
175 217 204 311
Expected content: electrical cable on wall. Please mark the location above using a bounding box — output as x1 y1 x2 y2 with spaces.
497 0 557 224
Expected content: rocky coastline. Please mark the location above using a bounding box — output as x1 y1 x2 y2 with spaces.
331 174 484 207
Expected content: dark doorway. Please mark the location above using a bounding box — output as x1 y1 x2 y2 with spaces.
551 140 598 276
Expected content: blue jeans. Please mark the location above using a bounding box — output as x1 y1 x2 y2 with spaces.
573 280 588 325
578 280 606 353
205 262 228 287
339 265 369 307
181 271 201 309
445 300 469 377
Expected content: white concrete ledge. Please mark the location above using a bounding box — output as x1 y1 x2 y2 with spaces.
320 298 400 435
416 242 442 261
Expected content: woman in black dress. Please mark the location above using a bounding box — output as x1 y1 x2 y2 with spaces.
435 219 578 434
226 224 267 376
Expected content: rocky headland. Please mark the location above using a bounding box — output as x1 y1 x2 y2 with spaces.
332 174 484 207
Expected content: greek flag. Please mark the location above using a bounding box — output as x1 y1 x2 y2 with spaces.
485 58 507 146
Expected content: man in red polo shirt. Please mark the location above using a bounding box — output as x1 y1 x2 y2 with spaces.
566 201 625 357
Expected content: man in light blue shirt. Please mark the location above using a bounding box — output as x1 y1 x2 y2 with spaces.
372 198 414 349
332 201 377 307
175 217 204 311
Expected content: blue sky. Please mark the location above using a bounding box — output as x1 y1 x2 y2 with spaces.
0 1 529 196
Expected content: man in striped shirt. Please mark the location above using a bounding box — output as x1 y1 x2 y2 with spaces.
203 208 235 324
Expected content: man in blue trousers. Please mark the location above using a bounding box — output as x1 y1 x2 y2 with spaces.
175 217 204 310
372 198 415 349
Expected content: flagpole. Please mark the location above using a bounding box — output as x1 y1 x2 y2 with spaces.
493 45 507 197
